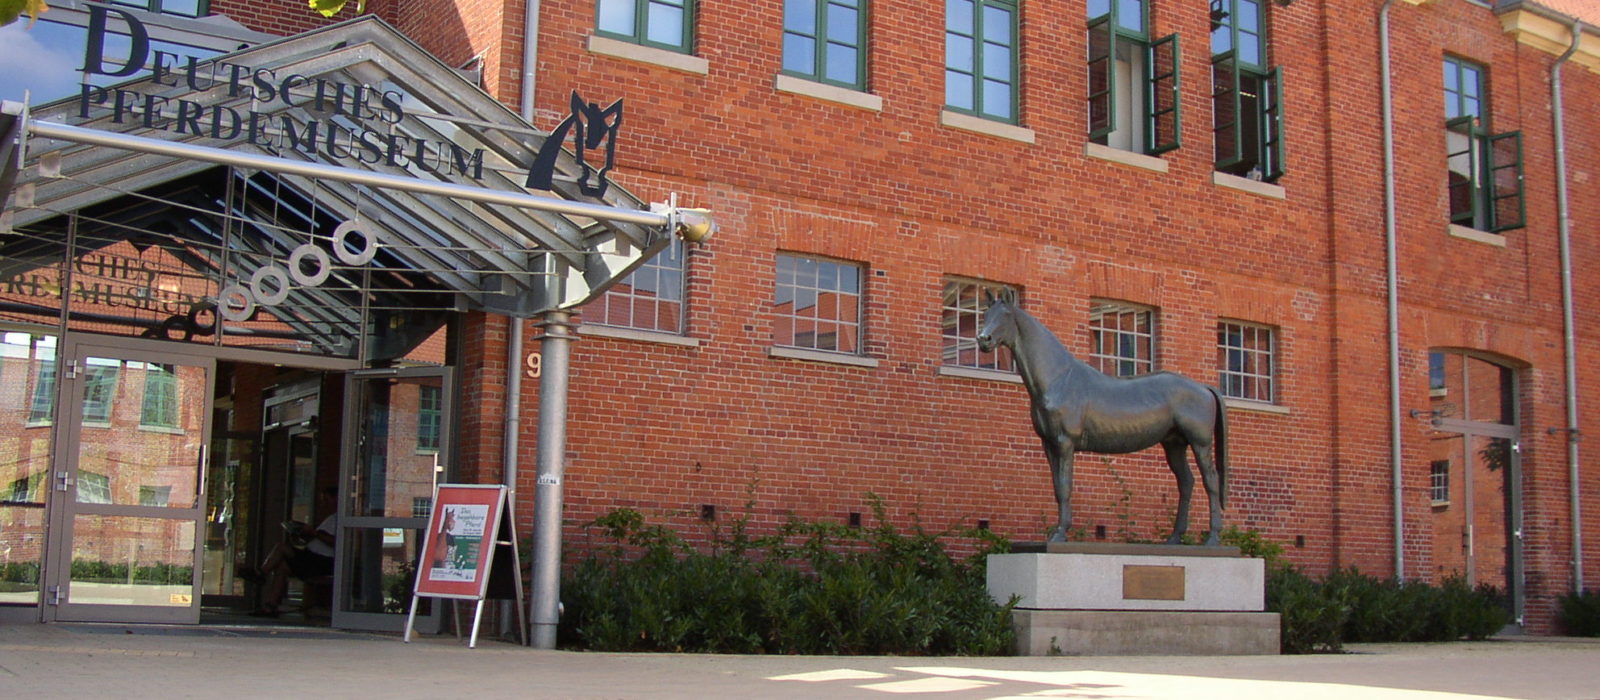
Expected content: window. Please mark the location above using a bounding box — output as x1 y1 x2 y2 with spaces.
945 0 1017 123
417 385 441 453
1088 302 1155 377
140 363 178 428
1211 0 1284 181
783 0 867 90
1217 320 1274 402
82 363 120 424
27 357 56 424
1087 0 1180 154
1429 351 1447 394
138 485 171 507
1430 460 1450 505
78 471 112 504
7 472 45 504
111 0 206 17
412 496 433 519
597 0 693 52
589 238 686 334
774 253 862 354
1444 57 1524 232
942 278 1016 372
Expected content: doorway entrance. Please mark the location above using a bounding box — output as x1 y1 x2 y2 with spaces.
1426 350 1523 626
43 338 213 624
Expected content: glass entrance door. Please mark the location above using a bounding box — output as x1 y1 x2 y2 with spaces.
44 340 212 623
333 366 451 632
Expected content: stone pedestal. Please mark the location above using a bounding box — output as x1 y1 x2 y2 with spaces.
988 542 1279 656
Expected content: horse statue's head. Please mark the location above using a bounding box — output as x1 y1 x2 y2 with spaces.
976 287 1021 353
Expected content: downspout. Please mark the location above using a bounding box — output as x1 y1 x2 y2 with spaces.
1379 0 1404 579
512 0 539 638
1549 18 1584 593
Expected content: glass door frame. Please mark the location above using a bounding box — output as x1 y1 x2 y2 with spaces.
42 336 214 624
332 365 453 632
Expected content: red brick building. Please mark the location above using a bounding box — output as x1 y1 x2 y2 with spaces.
1 0 1595 635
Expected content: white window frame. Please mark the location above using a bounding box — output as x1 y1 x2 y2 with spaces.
1088 301 1156 377
1217 319 1275 403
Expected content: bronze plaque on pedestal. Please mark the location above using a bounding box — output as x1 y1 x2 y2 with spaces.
1122 565 1186 600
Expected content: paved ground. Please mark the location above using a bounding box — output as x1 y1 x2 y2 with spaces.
0 623 1597 699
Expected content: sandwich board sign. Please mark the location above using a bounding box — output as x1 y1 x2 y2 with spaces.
403 484 525 647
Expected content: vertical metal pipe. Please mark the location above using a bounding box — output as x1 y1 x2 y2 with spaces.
529 309 572 648
1379 0 1404 579
501 316 523 640
520 0 542 119
1549 19 1585 593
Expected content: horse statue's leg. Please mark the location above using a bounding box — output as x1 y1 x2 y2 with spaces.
1161 439 1194 544
1045 435 1076 542
1193 439 1223 546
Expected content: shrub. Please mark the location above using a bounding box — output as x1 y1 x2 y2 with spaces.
1269 566 1510 653
1557 589 1600 637
559 496 1016 655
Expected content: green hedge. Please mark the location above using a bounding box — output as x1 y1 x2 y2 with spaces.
1267 566 1509 653
559 497 1016 655
69 559 193 584
1558 589 1600 636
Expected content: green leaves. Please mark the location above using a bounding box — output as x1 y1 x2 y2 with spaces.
0 0 49 29
559 497 1016 655
308 0 365 19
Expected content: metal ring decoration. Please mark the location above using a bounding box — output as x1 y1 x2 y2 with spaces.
250 265 291 306
218 284 256 322
332 220 378 266
288 243 332 286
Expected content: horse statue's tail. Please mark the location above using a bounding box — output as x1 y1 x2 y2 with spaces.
1209 385 1229 510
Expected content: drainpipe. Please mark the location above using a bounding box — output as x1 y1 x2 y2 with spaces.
1549 18 1584 593
513 4 539 641
1379 0 1404 580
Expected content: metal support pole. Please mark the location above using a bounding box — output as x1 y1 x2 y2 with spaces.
529 309 573 648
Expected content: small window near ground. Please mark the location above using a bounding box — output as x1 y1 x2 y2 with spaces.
588 238 687 334
1217 320 1275 402
78 471 112 504
1430 460 1450 505
1088 302 1156 377
774 253 863 354
941 278 1016 372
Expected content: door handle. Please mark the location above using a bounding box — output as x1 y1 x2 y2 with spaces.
197 444 208 498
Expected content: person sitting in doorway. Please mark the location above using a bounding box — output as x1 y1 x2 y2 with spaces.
240 489 337 617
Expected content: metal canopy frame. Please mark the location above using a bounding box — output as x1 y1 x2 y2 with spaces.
0 15 698 318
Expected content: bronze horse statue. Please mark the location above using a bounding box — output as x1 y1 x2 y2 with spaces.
976 290 1228 545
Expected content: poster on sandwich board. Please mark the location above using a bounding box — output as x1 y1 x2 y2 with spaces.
405 484 524 646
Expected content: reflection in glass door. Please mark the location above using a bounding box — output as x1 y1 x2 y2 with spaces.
46 341 212 623
334 367 450 632
1426 350 1521 626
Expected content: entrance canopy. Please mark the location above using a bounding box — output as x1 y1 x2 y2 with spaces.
0 13 677 360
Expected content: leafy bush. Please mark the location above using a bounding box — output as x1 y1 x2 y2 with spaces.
559 496 1016 655
1 561 40 583
1268 565 1509 653
69 559 193 584
1557 589 1600 636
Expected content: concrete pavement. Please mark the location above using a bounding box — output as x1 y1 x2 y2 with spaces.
0 623 1597 699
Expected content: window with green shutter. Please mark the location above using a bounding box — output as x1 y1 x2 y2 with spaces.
1087 0 1181 155
1444 57 1524 233
140 363 178 429
783 0 868 90
945 0 1017 123
1211 0 1284 182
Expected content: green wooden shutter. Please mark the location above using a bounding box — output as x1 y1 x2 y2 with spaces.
1261 66 1284 179
1088 16 1117 140
1488 130 1525 232
1145 32 1181 155
1212 50 1243 170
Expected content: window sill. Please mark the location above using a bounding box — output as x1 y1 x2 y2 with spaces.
1446 224 1507 248
137 424 185 435
937 365 1022 384
1213 171 1286 200
586 34 708 75
939 110 1035 144
768 346 880 368
1084 142 1169 173
1430 387 1448 398
774 74 882 112
1224 398 1290 415
579 324 703 348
